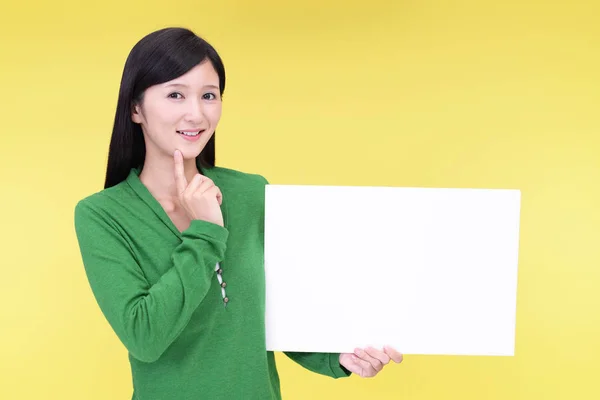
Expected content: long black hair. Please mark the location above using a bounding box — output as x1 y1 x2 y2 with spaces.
104 27 226 189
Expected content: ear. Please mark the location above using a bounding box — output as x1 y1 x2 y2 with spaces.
131 103 143 124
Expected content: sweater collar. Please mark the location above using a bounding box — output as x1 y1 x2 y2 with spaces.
125 166 228 238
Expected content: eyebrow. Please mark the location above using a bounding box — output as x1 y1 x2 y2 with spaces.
164 83 219 90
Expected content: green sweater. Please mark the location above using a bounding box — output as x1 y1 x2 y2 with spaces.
74 166 350 400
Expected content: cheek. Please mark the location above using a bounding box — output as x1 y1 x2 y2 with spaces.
207 103 223 124
146 105 180 131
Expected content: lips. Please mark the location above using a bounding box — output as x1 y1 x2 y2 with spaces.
177 129 206 142
177 129 204 137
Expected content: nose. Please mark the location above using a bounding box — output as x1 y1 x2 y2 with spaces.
184 98 204 124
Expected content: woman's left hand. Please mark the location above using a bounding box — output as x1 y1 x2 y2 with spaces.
339 346 403 378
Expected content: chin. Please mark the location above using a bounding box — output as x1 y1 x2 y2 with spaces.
167 132 213 160
177 149 202 160
174 144 207 160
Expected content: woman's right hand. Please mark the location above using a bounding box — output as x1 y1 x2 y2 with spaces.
174 150 224 227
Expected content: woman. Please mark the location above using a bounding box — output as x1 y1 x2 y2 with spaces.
74 27 402 400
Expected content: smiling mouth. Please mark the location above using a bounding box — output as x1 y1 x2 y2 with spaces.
177 130 205 137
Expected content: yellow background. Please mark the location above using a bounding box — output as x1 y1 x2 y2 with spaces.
1 0 598 399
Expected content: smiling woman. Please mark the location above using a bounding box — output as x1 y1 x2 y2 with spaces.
73 26 402 400
103 27 226 189
130 61 223 188
138 65 219 140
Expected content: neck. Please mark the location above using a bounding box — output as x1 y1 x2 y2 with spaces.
139 151 199 200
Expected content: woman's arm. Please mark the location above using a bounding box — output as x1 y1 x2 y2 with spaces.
74 199 228 363
283 352 351 378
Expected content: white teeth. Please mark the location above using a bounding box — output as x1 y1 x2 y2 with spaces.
179 131 200 136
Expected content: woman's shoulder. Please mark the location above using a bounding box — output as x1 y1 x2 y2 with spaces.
74 179 137 221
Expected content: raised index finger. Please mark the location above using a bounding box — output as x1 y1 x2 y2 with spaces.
173 149 187 194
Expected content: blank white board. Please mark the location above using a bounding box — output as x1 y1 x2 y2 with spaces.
264 185 521 356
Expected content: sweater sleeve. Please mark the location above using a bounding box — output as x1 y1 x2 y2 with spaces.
74 199 228 363
283 352 352 378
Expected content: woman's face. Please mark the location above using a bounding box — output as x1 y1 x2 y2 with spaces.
132 60 222 161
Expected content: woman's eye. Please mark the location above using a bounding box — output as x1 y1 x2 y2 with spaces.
203 93 217 100
168 92 183 99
